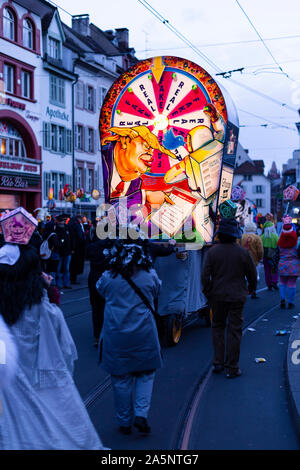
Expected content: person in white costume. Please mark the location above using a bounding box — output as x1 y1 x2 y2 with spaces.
0 236 106 450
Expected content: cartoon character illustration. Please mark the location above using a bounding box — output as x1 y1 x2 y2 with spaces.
0 208 37 244
102 126 177 209
162 104 226 242
99 56 238 245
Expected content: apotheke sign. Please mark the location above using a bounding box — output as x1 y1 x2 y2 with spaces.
0 158 40 175
46 107 69 121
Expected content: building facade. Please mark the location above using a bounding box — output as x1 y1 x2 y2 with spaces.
0 0 42 213
233 159 271 215
0 0 137 218
40 6 75 214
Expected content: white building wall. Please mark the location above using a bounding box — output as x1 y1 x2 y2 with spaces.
233 173 271 215
40 15 74 211
73 63 118 214
235 142 251 167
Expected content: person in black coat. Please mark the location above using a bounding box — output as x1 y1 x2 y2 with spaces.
86 232 113 346
55 214 73 289
43 219 60 280
69 215 86 284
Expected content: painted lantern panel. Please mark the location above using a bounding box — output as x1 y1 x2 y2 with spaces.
99 56 238 246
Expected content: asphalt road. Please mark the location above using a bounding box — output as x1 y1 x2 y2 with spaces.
61 263 300 450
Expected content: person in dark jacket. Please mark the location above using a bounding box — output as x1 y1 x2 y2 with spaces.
43 219 60 283
86 231 112 347
55 214 73 289
69 215 86 284
201 217 257 378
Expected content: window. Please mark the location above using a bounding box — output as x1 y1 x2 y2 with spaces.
244 175 252 181
50 74 65 106
99 86 108 108
21 70 31 98
88 128 94 153
88 168 94 192
76 167 83 189
256 199 265 208
58 173 65 194
0 122 26 158
43 122 70 154
75 125 84 151
23 19 33 49
76 82 84 108
44 172 51 199
49 37 60 60
66 129 72 154
58 127 65 153
3 8 15 41
51 124 58 152
87 86 94 111
4 64 14 93
255 185 262 193
51 172 58 199
45 172 65 200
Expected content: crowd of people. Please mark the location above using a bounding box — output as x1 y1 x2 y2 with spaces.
0 206 300 448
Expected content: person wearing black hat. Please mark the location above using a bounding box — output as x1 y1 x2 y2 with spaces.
201 217 257 378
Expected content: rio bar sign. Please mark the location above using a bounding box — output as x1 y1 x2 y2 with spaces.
0 175 28 188
46 106 69 121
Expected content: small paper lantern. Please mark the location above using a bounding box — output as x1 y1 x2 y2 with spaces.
283 185 300 201
219 199 237 219
0 207 38 245
46 199 56 210
76 188 84 199
63 184 72 197
48 188 54 200
91 189 100 200
231 186 244 202
282 214 292 224
70 192 77 203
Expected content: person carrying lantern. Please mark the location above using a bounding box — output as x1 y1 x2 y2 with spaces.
0 208 106 450
274 215 300 309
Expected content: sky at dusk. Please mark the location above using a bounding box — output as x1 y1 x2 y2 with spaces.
52 0 300 173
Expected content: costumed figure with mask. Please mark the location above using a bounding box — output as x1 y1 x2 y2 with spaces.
0 208 106 450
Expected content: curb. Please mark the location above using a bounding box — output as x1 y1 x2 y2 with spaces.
286 315 300 440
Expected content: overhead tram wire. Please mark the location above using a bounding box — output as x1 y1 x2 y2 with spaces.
51 0 299 119
136 0 223 74
238 109 297 131
235 0 297 84
137 0 299 115
135 34 300 53
47 0 73 17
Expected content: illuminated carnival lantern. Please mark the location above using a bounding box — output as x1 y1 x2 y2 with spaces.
99 55 239 247
0 207 38 245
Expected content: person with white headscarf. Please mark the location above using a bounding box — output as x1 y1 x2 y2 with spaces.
0 208 107 450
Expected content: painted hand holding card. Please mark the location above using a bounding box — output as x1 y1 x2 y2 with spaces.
151 187 200 238
99 56 239 246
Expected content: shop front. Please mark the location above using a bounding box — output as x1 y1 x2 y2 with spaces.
0 111 41 214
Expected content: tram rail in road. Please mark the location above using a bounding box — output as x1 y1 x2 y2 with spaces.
177 288 295 450
65 285 287 450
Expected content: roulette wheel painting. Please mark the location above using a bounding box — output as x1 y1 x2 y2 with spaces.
100 56 239 247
